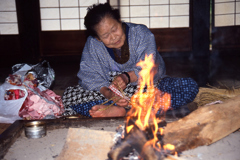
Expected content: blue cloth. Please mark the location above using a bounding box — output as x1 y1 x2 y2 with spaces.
158 77 199 109
70 100 113 117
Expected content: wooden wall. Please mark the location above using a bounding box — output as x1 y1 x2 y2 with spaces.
151 28 192 52
212 26 240 51
2 0 239 66
40 31 86 57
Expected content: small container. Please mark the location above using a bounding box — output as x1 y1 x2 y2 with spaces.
24 121 46 139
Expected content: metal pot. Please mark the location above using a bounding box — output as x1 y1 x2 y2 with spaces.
24 121 46 139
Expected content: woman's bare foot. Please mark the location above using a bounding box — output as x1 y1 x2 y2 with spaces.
89 105 126 117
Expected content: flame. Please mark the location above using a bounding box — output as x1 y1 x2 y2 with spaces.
164 144 175 151
175 151 178 157
126 54 170 132
126 54 176 155
126 125 134 133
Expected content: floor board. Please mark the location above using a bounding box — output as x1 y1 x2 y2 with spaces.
0 123 11 135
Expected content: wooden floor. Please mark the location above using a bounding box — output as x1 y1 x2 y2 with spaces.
0 123 11 135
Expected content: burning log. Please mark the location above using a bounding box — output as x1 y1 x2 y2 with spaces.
163 95 240 152
108 119 174 160
108 125 159 160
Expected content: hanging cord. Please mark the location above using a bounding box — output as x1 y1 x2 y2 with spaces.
98 96 121 111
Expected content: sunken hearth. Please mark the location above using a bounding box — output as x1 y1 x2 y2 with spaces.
108 119 176 160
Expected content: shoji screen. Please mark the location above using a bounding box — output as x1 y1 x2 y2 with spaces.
110 0 190 29
214 0 240 27
40 0 107 31
0 0 18 34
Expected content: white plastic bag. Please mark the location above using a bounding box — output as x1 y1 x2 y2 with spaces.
0 82 27 123
12 61 55 89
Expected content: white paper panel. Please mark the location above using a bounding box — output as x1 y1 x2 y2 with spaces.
0 0 16 11
61 8 79 18
79 0 99 6
41 8 60 19
0 0 18 34
80 19 86 30
150 0 169 5
215 15 234 26
60 0 78 7
170 16 189 27
121 18 130 23
80 7 88 18
130 0 148 5
236 2 240 12
170 0 189 4
150 17 169 28
61 19 80 30
0 24 18 34
40 0 59 7
0 12 17 22
130 18 149 27
215 2 235 14
170 4 189 16
111 6 118 9
215 0 233 2
150 5 169 17
41 20 60 30
236 14 240 25
99 0 107 4
130 6 149 17
120 6 129 17
120 0 129 5
110 0 118 6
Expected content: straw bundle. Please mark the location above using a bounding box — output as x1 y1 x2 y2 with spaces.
194 86 240 107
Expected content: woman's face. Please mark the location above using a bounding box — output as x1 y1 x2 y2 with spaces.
95 16 125 49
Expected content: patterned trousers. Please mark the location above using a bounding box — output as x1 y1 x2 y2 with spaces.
62 77 199 117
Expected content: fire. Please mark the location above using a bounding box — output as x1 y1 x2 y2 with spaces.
126 54 175 154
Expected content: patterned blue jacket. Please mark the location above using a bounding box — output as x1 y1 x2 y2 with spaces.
77 22 166 91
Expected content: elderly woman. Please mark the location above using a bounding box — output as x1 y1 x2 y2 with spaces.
62 3 198 118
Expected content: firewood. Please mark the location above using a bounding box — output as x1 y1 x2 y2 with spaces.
164 95 240 152
108 125 163 160
108 141 133 160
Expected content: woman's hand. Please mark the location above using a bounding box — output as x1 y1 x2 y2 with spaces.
100 86 129 108
112 73 129 90
113 71 138 90
100 87 115 99
114 96 129 107
100 71 138 107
